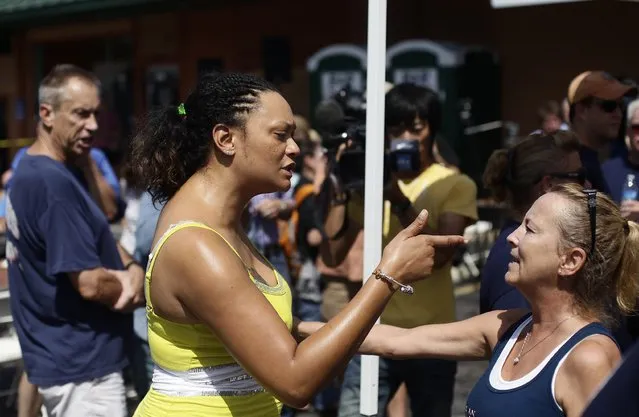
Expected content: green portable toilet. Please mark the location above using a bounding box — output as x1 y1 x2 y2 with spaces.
387 39 501 197
307 44 367 123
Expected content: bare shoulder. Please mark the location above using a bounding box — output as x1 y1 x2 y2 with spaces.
556 335 620 402
145 222 253 322
496 308 530 339
554 335 621 417
482 309 529 350
159 224 244 277
563 335 621 376
461 308 529 350
151 223 249 302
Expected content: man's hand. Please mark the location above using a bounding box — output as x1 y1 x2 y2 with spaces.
128 264 145 305
621 200 639 222
108 265 145 312
110 269 136 311
306 228 323 247
256 199 286 220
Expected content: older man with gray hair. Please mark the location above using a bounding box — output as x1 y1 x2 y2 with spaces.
6 64 145 417
603 99 639 212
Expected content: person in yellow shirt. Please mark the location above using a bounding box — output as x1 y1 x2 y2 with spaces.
321 83 478 417
129 73 466 417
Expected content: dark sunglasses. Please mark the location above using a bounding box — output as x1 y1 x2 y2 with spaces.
546 168 587 185
630 124 639 133
593 99 622 113
584 189 597 256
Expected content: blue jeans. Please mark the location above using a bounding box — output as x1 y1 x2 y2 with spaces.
296 299 323 322
338 355 457 417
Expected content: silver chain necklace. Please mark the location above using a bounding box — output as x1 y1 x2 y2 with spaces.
513 315 575 365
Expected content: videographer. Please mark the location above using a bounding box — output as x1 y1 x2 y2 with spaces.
319 83 478 417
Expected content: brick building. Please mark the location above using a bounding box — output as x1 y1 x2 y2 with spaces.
0 0 636 170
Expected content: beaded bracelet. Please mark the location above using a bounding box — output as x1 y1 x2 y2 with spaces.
373 269 414 295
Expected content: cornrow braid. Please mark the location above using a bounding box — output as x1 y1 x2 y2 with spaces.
131 72 278 204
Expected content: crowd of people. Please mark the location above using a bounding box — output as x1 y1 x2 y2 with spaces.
1 63 639 417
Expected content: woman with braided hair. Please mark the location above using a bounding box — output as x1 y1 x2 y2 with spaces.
130 72 465 416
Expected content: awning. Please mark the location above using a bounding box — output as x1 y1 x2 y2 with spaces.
491 0 620 7
0 0 171 24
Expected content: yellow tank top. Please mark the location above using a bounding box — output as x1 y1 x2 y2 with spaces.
134 221 293 417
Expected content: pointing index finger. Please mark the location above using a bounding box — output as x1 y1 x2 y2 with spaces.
426 234 467 248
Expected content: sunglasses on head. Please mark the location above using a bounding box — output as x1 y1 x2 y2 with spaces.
584 189 597 256
546 168 587 185
593 98 622 113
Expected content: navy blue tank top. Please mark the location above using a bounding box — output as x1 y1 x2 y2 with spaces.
466 313 615 417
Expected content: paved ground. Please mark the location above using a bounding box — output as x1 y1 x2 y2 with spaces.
0 285 486 417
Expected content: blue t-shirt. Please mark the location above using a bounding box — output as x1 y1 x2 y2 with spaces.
5 153 131 387
580 145 610 194
602 156 639 204
0 146 122 218
479 219 529 313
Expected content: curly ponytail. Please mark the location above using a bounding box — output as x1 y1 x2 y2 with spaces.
130 105 201 204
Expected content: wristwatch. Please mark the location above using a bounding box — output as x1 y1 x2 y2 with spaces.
391 197 412 215
124 260 141 270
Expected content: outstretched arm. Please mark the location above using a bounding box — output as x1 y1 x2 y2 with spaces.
297 309 528 361
161 212 464 408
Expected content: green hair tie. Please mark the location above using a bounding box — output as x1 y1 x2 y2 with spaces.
177 103 186 116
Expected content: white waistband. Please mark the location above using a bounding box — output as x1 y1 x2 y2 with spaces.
151 363 265 397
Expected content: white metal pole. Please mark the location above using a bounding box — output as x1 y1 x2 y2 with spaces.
361 0 387 415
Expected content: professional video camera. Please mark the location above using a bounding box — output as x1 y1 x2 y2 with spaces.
313 86 422 190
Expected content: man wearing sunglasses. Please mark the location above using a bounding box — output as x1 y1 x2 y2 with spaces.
568 71 635 193
603 99 639 207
